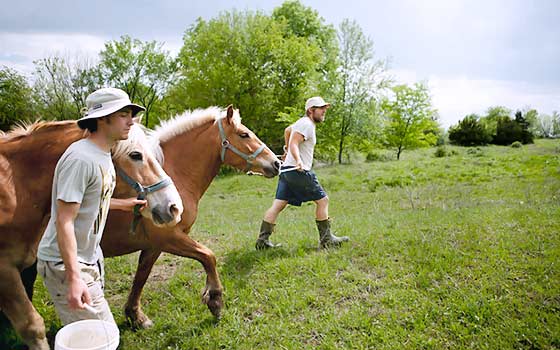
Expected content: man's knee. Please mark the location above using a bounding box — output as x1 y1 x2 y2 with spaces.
316 195 329 206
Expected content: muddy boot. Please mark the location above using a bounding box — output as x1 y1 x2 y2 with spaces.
317 218 349 248
255 220 281 250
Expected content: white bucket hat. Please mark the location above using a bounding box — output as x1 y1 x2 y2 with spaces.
305 96 331 112
77 88 145 129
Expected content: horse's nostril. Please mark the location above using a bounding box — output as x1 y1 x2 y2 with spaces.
273 160 280 170
169 204 179 217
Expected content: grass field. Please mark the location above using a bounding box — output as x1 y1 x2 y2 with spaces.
4 140 560 349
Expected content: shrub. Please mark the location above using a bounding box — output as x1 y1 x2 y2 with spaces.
434 146 448 158
366 151 393 162
511 141 523 148
448 114 492 146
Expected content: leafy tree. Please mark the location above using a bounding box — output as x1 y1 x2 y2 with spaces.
99 36 179 127
0 66 36 131
172 9 326 150
381 83 439 160
33 56 87 120
514 110 534 144
534 113 554 138
272 0 338 92
553 111 560 137
448 114 492 146
479 106 511 141
322 19 390 163
493 116 522 145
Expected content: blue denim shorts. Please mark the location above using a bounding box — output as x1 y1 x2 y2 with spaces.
275 168 327 206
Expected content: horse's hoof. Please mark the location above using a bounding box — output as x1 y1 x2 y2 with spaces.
139 318 154 329
125 309 154 330
202 288 223 319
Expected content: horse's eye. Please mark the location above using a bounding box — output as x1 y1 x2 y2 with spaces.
240 133 249 138
129 151 143 161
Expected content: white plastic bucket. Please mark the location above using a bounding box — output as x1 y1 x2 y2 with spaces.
54 319 119 350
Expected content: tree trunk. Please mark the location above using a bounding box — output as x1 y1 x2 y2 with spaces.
338 134 345 164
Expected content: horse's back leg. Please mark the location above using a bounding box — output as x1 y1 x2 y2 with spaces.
0 263 49 350
160 232 223 319
124 249 161 329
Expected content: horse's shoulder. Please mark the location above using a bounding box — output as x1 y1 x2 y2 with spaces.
0 154 16 226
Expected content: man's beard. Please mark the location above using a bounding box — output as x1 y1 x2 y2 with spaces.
312 115 324 123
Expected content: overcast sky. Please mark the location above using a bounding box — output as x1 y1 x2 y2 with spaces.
1 0 558 127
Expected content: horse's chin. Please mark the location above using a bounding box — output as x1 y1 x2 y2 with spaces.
143 212 182 228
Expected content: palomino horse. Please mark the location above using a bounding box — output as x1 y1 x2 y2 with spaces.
98 105 280 328
0 121 183 350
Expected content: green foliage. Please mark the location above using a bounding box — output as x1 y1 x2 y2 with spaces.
319 19 390 164
493 112 533 146
511 141 522 148
448 114 492 146
32 56 99 121
172 8 328 151
434 145 448 157
99 36 180 128
381 83 440 159
0 66 35 131
480 105 512 137
365 150 393 162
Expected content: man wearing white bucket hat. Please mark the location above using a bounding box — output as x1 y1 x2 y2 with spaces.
256 96 350 250
37 88 147 325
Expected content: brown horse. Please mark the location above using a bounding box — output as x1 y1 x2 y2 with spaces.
98 105 280 329
0 121 183 350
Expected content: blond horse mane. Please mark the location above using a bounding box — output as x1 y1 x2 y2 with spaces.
0 120 78 142
150 107 241 144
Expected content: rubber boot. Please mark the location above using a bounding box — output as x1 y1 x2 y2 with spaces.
255 220 281 250
317 218 349 248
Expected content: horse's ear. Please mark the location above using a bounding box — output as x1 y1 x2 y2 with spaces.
226 105 234 124
133 115 143 124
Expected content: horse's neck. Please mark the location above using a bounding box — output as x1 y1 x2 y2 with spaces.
159 120 222 201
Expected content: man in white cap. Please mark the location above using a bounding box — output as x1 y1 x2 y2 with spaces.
37 88 147 325
256 96 349 250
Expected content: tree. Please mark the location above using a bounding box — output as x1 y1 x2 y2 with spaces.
479 106 511 141
381 83 439 160
0 66 36 130
99 36 179 127
172 9 327 150
493 116 522 145
32 54 101 121
514 110 534 144
320 19 390 163
448 114 492 146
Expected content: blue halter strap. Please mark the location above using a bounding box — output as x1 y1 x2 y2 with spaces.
116 167 173 235
217 118 266 172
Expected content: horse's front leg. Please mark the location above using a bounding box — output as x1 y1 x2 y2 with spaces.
124 249 161 329
0 263 49 350
161 230 224 319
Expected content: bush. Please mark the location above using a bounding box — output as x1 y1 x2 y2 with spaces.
366 151 393 162
434 146 448 158
511 141 523 148
448 114 492 146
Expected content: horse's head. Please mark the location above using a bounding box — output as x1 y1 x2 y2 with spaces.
218 106 280 178
112 123 184 227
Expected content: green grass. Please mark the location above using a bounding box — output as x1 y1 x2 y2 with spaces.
4 140 560 349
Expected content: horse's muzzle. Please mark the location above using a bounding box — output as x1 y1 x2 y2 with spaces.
151 202 181 226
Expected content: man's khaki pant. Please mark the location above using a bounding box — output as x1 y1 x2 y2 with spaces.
37 258 115 325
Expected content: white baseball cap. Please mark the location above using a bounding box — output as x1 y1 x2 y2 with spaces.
305 96 331 112
77 88 145 129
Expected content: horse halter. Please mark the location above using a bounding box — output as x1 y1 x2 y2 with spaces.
217 117 266 172
116 167 174 235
